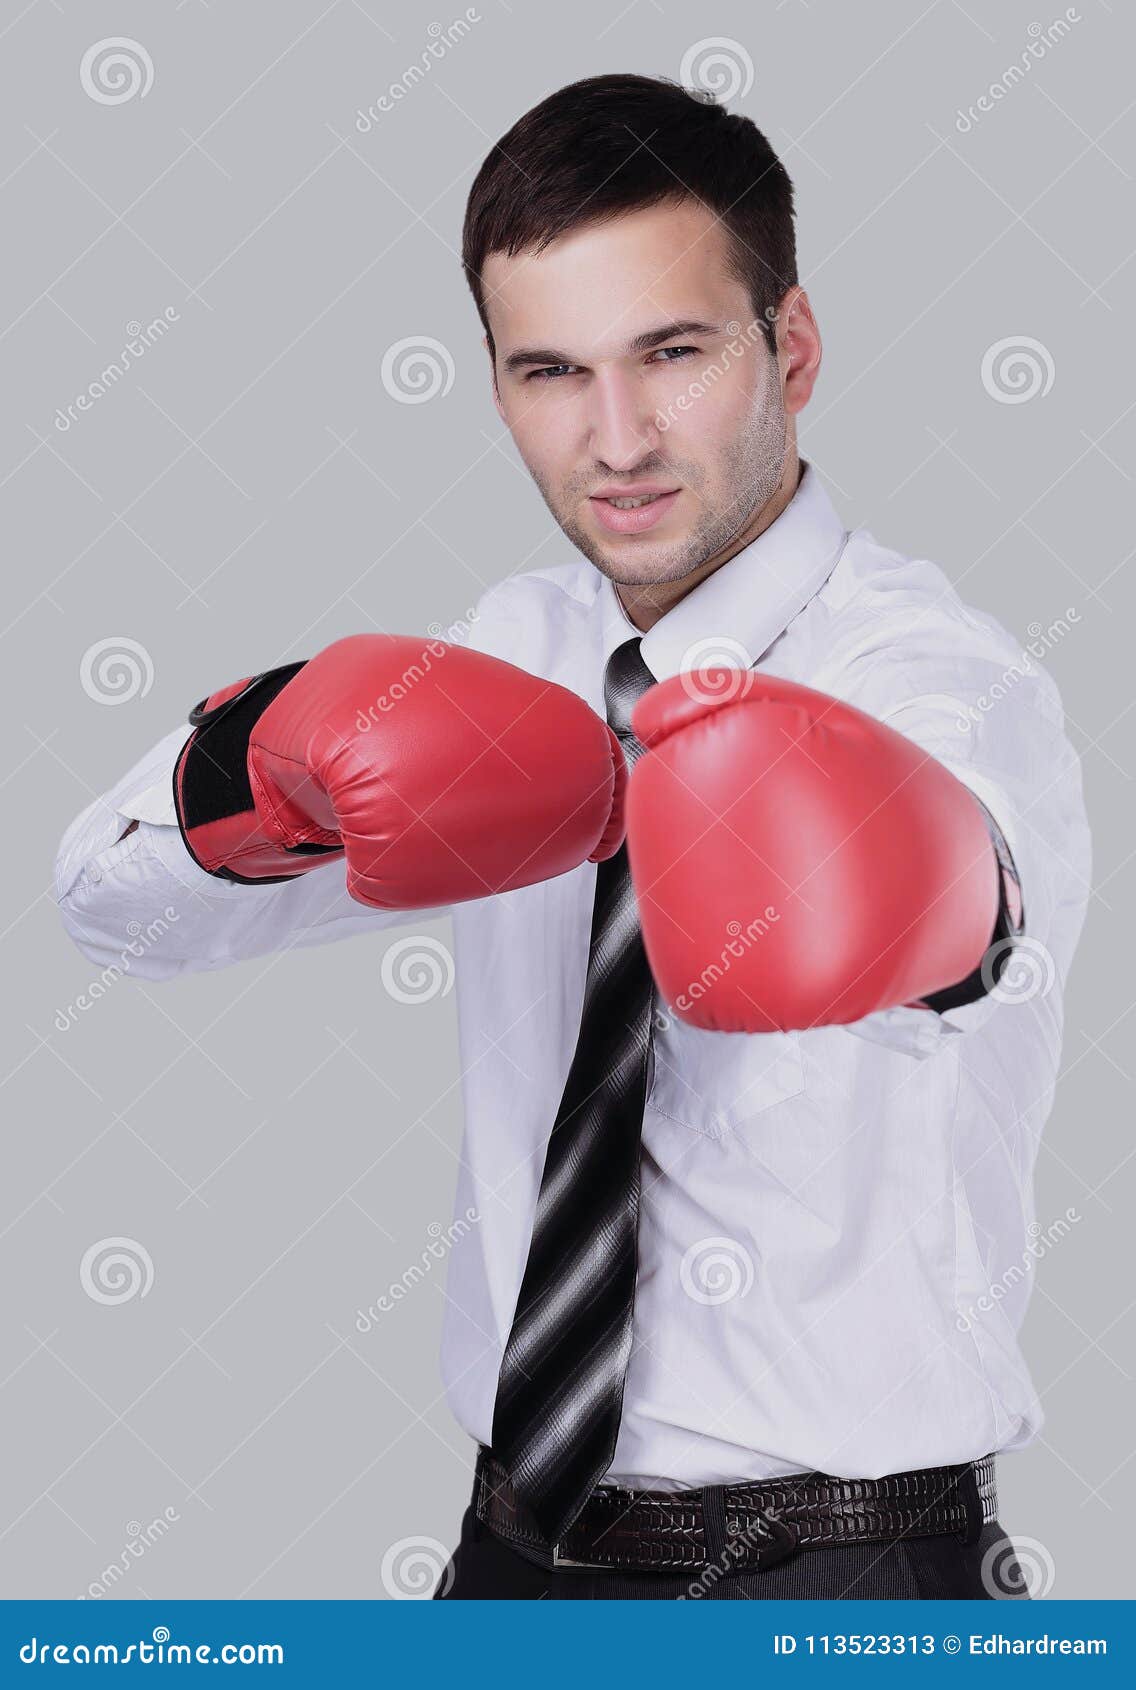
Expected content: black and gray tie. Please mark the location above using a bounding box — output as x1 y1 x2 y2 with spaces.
490 637 658 1545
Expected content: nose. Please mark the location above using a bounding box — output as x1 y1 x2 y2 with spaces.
587 366 663 473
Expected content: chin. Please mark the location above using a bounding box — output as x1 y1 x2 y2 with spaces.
592 541 705 589
556 507 704 587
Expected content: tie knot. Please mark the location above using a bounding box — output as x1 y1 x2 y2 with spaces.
604 638 656 743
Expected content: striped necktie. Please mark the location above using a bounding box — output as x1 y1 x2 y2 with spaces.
490 637 658 1545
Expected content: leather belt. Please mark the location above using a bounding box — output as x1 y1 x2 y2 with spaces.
474 1446 997 1574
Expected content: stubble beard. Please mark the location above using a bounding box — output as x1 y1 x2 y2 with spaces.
540 387 788 589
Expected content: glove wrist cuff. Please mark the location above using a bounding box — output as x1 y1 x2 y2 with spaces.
173 662 344 884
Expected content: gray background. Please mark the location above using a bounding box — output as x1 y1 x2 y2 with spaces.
2 0 1131 1600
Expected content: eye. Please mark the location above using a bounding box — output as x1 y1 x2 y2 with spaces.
651 345 697 364
527 364 576 382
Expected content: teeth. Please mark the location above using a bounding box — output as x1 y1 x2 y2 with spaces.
608 493 662 509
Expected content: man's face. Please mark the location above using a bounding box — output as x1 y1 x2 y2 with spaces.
483 199 793 592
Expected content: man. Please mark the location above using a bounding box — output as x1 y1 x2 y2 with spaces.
56 74 1090 1600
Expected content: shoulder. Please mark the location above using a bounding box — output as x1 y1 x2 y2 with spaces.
821 525 1007 652
467 557 602 668
813 526 1070 723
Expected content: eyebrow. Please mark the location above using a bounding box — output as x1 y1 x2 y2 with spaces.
501 319 723 374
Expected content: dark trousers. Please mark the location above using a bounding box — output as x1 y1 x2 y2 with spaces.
433 1500 1029 1600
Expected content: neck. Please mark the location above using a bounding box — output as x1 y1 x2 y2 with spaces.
616 452 802 633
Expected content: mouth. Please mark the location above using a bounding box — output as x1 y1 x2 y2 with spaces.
589 486 680 536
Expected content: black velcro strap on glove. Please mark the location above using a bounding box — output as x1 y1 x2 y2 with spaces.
174 660 344 884
179 663 305 833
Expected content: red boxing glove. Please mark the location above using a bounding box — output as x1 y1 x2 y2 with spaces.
175 634 626 907
625 670 1000 1032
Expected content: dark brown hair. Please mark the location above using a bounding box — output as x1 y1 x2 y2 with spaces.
462 73 798 361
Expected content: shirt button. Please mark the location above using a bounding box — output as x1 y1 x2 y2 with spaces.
88 865 102 884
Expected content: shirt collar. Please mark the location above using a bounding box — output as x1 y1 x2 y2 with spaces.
600 461 849 682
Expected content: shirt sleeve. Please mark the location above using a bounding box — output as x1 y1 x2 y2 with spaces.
816 569 1092 1057
54 723 433 980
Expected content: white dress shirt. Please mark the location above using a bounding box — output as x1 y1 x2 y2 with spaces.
55 463 1091 1490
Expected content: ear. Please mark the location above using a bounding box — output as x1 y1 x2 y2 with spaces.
484 334 504 421
773 287 822 416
